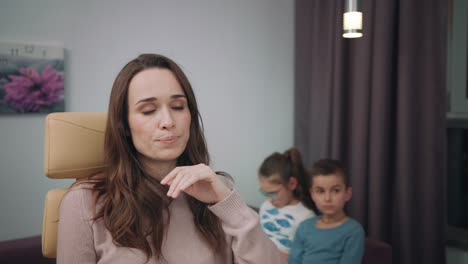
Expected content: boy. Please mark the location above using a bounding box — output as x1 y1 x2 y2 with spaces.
288 159 364 264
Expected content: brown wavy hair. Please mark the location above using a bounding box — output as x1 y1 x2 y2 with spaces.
258 147 317 212
89 54 226 260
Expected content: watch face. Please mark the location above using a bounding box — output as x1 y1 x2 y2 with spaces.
0 42 65 114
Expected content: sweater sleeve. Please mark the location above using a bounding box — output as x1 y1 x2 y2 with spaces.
208 190 282 264
338 223 365 264
56 188 97 264
288 222 305 264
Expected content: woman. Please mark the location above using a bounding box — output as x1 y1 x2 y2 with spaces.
57 54 281 264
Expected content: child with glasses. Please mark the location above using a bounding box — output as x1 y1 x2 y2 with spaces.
288 159 365 264
258 148 317 262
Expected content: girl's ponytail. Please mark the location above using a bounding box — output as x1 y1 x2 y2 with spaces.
284 148 317 212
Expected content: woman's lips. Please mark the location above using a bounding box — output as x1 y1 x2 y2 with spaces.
157 136 177 144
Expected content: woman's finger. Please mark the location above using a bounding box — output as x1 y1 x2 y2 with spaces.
160 166 182 185
167 170 186 197
170 173 192 198
178 173 205 192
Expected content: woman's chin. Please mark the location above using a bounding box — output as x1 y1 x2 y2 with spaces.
140 149 184 163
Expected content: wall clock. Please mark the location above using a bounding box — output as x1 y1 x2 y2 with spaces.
0 42 65 113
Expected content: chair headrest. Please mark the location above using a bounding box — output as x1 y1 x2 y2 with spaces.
44 112 107 179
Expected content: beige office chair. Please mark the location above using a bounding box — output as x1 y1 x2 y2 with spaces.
42 112 107 258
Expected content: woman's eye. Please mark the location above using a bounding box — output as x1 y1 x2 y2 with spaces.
142 110 155 115
172 106 184 110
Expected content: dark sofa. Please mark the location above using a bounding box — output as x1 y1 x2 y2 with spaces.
0 235 391 264
0 235 55 264
363 237 392 264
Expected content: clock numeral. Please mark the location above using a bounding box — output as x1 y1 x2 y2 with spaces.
24 45 34 54
0 57 7 65
10 48 19 56
42 50 47 57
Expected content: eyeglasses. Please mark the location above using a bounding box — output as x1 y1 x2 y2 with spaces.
258 188 281 199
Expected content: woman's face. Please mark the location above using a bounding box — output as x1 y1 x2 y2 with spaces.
127 68 191 166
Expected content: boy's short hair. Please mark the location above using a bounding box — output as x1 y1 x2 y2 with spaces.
309 159 349 187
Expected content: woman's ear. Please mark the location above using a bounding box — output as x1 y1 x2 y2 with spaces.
287 177 298 190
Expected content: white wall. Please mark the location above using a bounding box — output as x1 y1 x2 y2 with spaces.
0 0 294 241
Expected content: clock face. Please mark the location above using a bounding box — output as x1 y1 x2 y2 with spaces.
0 42 65 113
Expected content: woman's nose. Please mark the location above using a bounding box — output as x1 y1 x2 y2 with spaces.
324 192 331 201
158 107 175 129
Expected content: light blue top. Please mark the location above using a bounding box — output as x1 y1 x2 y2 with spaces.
259 200 315 253
288 216 365 264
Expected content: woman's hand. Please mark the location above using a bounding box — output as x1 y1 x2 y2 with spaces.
160 164 232 204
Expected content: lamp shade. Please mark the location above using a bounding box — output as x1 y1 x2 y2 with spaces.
343 0 363 38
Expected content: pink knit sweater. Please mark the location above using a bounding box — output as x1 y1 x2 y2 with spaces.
57 186 281 264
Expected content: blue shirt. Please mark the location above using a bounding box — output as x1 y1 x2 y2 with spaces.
289 216 365 264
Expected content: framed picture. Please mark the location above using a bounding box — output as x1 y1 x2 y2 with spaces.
0 42 64 113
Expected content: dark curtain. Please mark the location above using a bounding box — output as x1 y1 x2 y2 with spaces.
295 1 447 264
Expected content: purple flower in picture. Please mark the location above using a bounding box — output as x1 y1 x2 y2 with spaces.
3 65 64 112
